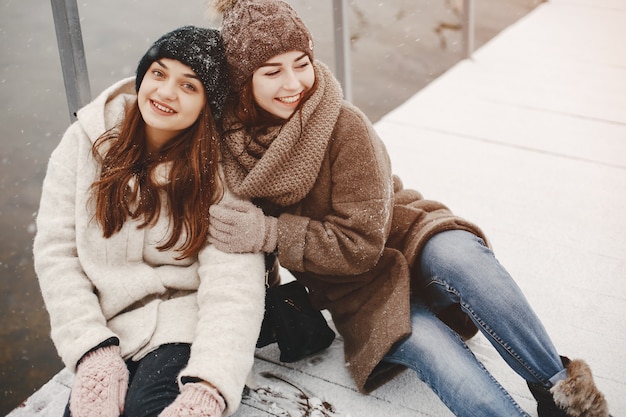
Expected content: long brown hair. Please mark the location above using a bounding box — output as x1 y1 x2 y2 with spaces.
90 99 222 260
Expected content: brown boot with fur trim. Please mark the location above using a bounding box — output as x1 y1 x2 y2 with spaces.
550 357 611 417
527 380 568 417
527 356 612 417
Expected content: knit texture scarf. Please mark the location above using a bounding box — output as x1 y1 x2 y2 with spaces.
221 61 343 206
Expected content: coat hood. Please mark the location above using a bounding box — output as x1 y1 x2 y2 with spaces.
75 76 137 145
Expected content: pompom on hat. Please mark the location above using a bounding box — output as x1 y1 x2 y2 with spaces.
135 25 229 118
209 0 314 90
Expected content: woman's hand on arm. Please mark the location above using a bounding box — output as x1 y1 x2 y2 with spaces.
208 199 278 253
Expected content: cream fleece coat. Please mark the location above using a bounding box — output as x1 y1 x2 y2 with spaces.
33 77 265 415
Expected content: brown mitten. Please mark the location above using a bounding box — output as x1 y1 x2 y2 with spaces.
158 382 226 417
69 345 128 417
208 200 278 253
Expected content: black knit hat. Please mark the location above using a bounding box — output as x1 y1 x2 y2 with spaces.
135 26 229 118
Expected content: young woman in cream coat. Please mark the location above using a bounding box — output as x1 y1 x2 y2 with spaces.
34 26 265 417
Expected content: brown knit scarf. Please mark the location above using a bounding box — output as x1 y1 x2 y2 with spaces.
220 61 343 206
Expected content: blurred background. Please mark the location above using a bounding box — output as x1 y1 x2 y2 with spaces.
0 0 542 414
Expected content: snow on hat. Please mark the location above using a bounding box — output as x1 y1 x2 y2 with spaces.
135 25 229 118
209 0 314 90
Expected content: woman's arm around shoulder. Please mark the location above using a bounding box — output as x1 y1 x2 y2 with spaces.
278 102 395 276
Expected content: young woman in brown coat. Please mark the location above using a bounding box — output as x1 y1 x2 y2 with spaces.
206 1 611 416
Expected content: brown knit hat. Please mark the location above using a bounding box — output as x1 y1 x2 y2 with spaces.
209 0 314 90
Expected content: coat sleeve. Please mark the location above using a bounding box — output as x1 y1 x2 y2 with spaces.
277 105 395 276
180 192 266 417
33 123 117 371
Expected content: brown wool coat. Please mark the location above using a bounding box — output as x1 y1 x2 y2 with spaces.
221 62 488 393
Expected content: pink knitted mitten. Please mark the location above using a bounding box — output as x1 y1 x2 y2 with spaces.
158 382 226 417
69 345 128 417
208 200 278 253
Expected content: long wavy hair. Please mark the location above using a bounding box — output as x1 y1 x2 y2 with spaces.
90 99 222 260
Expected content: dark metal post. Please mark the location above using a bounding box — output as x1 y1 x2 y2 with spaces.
332 0 352 101
50 0 91 121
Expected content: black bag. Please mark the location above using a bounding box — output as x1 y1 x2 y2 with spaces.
256 261 336 362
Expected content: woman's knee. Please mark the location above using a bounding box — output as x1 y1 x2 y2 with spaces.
422 230 487 265
124 344 190 417
420 230 497 288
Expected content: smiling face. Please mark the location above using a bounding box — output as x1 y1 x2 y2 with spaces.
251 50 315 120
137 58 206 152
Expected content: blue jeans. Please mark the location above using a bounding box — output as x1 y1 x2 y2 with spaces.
383 230 564 417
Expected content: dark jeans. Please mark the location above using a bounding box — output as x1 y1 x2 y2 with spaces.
63 343 190 417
